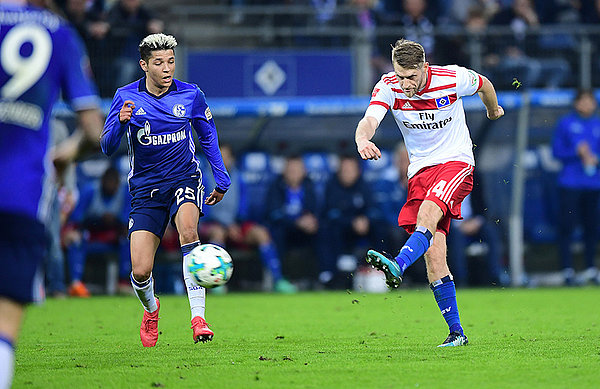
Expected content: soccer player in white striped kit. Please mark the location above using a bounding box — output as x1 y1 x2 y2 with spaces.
356 39 504 347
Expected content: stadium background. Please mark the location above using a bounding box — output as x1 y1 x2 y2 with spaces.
52 0 600 291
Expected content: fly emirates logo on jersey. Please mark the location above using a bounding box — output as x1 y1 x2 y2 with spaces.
402 112 453 130
136 120 187 146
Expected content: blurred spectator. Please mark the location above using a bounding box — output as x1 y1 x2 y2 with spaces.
201 145 297 293
372 143 427 284
552 89 600 285
580 0 600 23
63 167 132 296
106 0 164 90
436 5 489 67
44 120 76 298
62 0 112 96
265 155 322 284
580 0 600 86
535 0 580 24
398 0 436 62
447 183 509 287
446 0 499 25
383 143 410 252
348 0 395 81
321 155 387 288
487 0 570 89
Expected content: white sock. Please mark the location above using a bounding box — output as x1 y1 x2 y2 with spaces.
182 242 205 319
0 336 14 389
130 272 158 313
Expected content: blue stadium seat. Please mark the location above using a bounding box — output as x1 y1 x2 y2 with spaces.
303 152 337 209
238 151 275 222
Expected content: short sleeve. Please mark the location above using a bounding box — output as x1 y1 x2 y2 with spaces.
364 81 394 124
454 65 483 97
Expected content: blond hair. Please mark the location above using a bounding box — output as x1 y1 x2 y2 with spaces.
139 33 177 62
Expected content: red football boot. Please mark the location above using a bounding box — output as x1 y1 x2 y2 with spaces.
140 298 160 347
191 316 214 343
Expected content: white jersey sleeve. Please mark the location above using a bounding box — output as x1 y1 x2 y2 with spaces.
364 77 395 124
451 65 483 98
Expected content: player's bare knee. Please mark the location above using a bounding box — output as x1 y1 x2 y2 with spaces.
132 268 152 283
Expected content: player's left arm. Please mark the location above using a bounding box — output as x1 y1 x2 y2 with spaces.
477 76 504 120
52 25 103 173
191 88 231 205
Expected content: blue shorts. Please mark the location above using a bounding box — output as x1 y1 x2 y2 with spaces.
129 177 204 238
0 212 46 304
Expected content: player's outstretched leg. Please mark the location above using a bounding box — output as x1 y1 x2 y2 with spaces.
366 226 434 288
140 297 160 347
191 316 213 343
366 250 403 288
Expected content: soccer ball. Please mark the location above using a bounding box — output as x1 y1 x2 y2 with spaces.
186 244 233 288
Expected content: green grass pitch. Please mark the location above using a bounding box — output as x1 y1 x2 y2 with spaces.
14 287 600 388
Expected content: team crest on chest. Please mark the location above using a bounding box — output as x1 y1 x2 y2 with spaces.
172 104 186 117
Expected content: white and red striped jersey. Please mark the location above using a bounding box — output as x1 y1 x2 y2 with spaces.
365 65 483 178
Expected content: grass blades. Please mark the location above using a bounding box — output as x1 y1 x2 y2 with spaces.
14 288 600 388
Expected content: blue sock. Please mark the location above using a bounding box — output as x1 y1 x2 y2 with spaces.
67 241 86 282
395 226 433 274
430 275 463 335
181 241 200 256
259 242 283 282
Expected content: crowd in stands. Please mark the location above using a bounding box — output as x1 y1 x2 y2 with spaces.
44 0 600 295
56 0 164 97
58 0 600 96
47 138 522 295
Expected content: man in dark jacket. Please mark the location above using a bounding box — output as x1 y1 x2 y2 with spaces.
266 155 321 283
322 155 386 288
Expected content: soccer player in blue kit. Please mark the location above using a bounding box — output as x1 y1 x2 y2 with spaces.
0 1 103 387
101 33 231 347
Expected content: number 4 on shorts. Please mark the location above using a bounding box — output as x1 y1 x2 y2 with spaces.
427 180 447 198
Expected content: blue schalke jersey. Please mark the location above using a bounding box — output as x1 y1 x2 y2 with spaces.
0 4 100 222
101 78 230 196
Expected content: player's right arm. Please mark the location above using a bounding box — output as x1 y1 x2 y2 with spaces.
355 116 381 160
101 92 134 156
355 79 392 160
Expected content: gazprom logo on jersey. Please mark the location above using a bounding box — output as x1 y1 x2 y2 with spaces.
435 96 450 108
137 120 187 146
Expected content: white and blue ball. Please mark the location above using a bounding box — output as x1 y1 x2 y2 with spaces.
186 244 233 288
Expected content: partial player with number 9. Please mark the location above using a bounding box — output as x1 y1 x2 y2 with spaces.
0 2 104 388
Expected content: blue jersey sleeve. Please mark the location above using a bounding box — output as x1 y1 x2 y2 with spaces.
191 88 231 192
56 25 99 111
101 91 129 156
